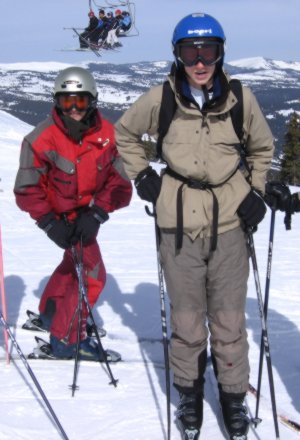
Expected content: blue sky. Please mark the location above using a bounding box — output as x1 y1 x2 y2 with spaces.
0 0 299 65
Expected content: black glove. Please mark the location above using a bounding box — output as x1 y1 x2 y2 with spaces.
73 206 109 245
237 190 267 229
134 166 162 204
37 212 74 250
264 181 292 211
291 193 300 213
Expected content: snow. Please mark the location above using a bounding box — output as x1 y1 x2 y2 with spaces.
0 62 74 73
228 57 273 70
277 109 299 117
0 110 300 439
228 57 300 72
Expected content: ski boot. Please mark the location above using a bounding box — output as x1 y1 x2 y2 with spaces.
28 336 121 362
50 335 121 362
176 392 203 440
220 390 250 440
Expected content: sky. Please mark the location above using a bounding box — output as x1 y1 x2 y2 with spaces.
0 0 299 65
0 109 300 439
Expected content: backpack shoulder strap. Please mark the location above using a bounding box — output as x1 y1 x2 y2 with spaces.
229 78 252 178
156 80 177 160
229 78 244 143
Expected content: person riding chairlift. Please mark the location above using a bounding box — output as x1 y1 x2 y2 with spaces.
79 10 99 48
120 10 131 32
103 11 122 49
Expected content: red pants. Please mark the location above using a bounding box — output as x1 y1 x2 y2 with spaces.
39 239 106 344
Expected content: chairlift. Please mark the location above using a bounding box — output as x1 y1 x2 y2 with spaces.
90 0 139 37
62 0 138 57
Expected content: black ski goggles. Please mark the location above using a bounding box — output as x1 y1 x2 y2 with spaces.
55 93 92 112
176 40 223 67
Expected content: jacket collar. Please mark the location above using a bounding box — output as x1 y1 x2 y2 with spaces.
169 67 233 115
52 108 102 142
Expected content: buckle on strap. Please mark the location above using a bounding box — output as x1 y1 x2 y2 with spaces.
187 179 211 190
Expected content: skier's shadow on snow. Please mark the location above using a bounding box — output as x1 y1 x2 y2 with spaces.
32 276 50 300
246 297 300 415
98 274 178 435
0 274 49 344
0 275 25 353
2 275 26 327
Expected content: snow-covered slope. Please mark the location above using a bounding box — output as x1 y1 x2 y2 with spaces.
0 110 300 439
228 57 300 72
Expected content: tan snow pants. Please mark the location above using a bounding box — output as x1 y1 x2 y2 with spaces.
160 226 250 394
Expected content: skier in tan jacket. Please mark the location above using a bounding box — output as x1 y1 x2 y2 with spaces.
115 13 274 440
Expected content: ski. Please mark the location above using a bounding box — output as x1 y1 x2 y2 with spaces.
28 336 121 363
71 28 102 57
177 425 200 440
249 383 300 434
221 433 246 439
22 309 107 338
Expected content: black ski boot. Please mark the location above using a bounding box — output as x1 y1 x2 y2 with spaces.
176 391 203 440
220 391 250 440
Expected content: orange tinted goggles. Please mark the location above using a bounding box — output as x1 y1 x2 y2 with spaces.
56 94 91 112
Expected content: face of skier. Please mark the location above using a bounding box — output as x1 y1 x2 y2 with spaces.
63 109 87 121
184 62 216 89
176 39 222 89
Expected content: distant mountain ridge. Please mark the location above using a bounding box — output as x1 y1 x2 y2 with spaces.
0 57 299 160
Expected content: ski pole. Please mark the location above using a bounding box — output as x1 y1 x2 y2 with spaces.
72 243 118 387
0 224 10 364
0 312 69 440
254 209 276 425
145 205 171 440
248 229 280 439
70 238 84 397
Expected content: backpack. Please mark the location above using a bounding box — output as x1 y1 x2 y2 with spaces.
155 78 250 252
156 78 249 173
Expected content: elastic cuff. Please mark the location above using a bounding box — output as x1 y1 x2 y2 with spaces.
134 166 152 188
219 382 249 394
174 382 204 395
92 206 109 223
37 212 56 230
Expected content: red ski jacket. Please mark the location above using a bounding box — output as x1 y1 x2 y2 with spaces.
14 108 132 221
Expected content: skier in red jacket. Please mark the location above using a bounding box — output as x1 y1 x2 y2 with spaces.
14 66 132 361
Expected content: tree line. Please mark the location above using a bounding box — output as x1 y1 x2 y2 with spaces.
280 111 300 186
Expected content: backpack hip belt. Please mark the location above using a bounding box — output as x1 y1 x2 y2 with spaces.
164 165 238 252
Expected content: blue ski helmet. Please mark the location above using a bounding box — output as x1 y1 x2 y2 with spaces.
172 13 226 68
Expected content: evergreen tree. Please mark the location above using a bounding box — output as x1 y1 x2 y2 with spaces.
280 111 300 185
